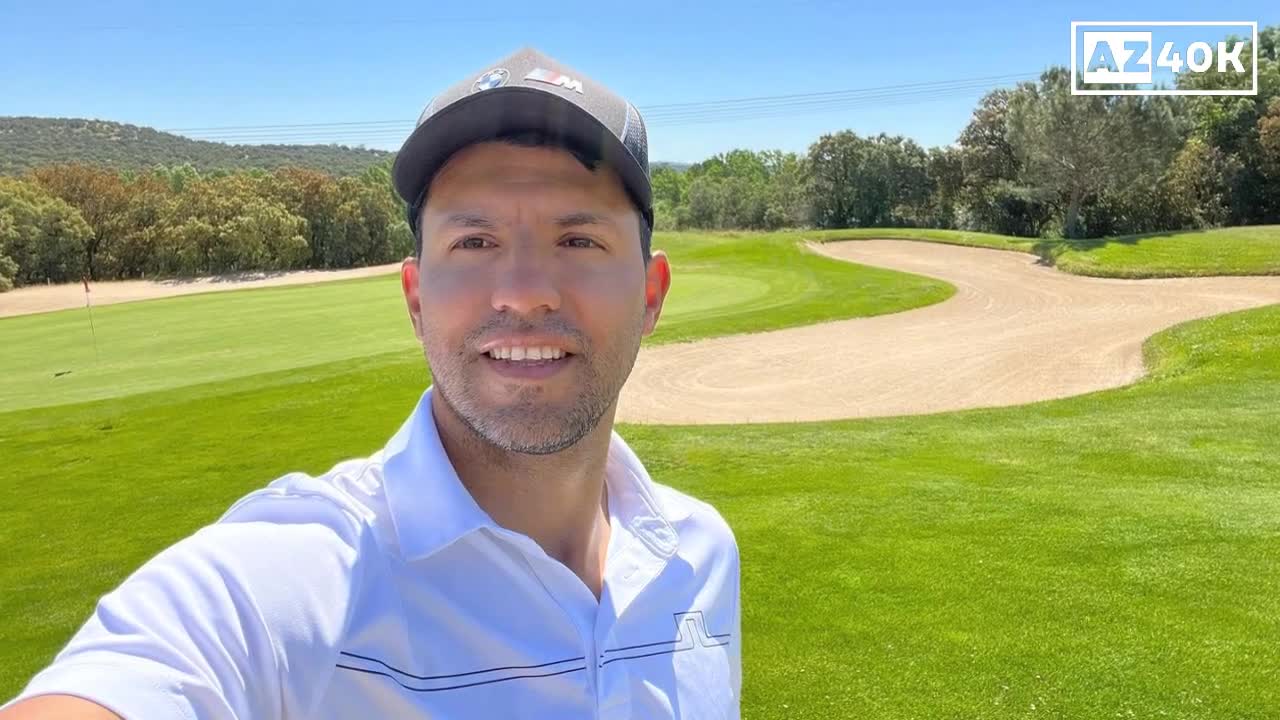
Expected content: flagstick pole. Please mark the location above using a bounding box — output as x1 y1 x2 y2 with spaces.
83 276 100 363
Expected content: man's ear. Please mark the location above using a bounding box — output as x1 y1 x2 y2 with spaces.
641 251 672 336
401 256 425 341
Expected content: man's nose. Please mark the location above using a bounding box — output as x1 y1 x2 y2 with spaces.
490 244 562 315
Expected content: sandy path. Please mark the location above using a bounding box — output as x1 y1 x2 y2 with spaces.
616 240 1280 424
0 262 402 318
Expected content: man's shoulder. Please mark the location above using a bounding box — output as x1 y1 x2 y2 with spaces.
216 451 397 552
649 481 739 559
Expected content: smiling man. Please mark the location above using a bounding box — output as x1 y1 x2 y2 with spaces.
2 47 741 719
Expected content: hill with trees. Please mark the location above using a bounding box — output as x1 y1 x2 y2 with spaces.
0 117 393 176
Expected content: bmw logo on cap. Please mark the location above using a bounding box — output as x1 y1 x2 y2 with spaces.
472 68 510 93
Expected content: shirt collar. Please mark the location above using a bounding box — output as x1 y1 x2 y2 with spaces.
381 386 494 561
381 386 679 562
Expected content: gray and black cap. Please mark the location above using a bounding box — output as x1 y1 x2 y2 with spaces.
392 47 653 236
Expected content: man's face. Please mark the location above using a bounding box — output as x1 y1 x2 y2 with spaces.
401 141 671 455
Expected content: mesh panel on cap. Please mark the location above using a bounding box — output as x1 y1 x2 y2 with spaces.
622 102 649 175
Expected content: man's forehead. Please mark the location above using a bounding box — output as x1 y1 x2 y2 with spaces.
436 210 620 230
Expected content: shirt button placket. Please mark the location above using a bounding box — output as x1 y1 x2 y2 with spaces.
596 648 632 720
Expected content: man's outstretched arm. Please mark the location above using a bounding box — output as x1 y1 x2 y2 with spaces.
0 486 369 719
1 694 121 719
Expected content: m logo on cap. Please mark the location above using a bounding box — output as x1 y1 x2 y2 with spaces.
525 68 584 94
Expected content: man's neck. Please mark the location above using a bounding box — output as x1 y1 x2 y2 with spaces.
430 391 614 599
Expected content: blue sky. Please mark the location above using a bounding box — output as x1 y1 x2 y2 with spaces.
1 0 1275 163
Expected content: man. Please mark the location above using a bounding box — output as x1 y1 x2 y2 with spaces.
1 47 740 719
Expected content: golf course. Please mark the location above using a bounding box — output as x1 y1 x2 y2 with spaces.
3 226 1280 717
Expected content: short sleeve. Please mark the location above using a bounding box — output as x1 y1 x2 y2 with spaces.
3 484 372 719
729 540 742 713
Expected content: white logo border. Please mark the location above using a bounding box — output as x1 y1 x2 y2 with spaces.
1070 21 1258 96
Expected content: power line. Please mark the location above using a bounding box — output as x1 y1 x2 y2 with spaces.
7 14 578 33
164 119 409 133
639 73 1033 111
0 72 1036 149
162 72 1034 134
153 72 1036 144
153 82 1020 145
643 79 1030 122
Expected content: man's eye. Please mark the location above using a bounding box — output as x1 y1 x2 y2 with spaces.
562 236 599 249
455 236 492 250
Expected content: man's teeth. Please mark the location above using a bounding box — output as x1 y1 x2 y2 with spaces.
487 346 566 361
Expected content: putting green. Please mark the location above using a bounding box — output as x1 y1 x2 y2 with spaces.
0 275 415 413
658 272 771 320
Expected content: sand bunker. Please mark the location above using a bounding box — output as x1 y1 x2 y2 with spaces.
616 240 1280 424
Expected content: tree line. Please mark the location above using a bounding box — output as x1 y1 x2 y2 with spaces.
2 27 1277 293
653 27 1280 239
0 162 412 291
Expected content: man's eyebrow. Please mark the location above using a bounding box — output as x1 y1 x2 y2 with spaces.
441 212 499 229
554 212 616 228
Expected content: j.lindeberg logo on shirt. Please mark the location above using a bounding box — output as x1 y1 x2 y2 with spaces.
335 611 731 694
600 611 731 667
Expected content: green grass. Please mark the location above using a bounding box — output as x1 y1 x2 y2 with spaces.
4 303 1279 716
808 225 1280 279
0 231 952 413
4 229 1280 716
805 227 1042 254
1046 226 1280 278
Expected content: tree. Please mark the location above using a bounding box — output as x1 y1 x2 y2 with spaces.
651 166 689 208
161 174 307 275
112 173 177 279
0 177 93 288
664 149 807 230
806 131 931 228
1162 138 1242 228
1260 98 1280 179
918 146 964 228
1006 67 1182 237
955 88 1050 234
29 164 130 279
651 166 690 231
1179 25 1280 224
0 209 20 291
759 150 810 229
958 89 1019 188
265 168 344 268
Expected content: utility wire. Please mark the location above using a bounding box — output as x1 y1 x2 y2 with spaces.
147 83 1016 145
148 72 1035 145
0 72 1037 148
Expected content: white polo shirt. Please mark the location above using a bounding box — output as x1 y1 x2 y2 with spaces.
6 386 741 719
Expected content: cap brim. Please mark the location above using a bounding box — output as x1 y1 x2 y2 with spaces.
392 86 652 220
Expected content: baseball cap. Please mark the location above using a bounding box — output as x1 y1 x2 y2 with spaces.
393 47 653 235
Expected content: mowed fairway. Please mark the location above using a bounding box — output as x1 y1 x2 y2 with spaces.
2 230 1280 717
